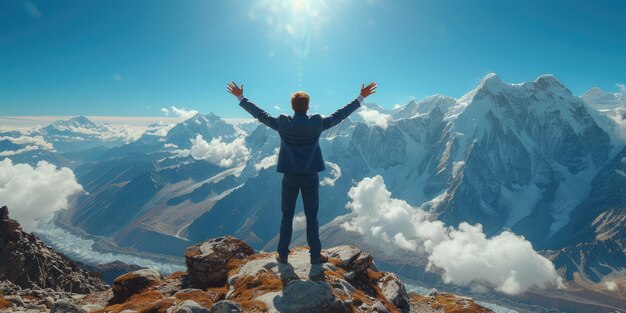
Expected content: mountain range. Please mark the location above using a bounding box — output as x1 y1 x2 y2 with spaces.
1 73 625 311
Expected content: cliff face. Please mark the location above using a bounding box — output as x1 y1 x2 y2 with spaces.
0 206 106 293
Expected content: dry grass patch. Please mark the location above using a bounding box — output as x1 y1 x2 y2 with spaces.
324 267 347 280
328 257 344 268
239 299 269 312
228 271 282 305
0 298 12 310
205 286 228 302
174 288 226 308
93 290 168 313
226 257 248 277
21 295 37 301
409 293 491 313
168 271 186 279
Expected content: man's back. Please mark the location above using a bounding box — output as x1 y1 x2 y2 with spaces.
238 96 363 173
274 112 325 173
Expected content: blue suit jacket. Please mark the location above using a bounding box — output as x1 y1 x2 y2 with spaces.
239 97 362 173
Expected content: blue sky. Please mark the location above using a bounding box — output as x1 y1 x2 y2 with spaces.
1 0 625 117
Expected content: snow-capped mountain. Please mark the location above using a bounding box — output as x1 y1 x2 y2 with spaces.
46 115 98 130
164 113 236 149
38 116 136 154
54 112 244 258
392 94 456 119
581 87 626 111
185 74 624 286
433 74 610 241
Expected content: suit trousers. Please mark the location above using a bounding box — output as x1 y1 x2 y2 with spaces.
277 173 321 256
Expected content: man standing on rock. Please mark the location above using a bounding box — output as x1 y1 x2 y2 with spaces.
227 81 377 264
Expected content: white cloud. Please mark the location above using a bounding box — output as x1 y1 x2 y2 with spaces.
320 161 341 186
0 145 40 157
254 148 279 171
604 280 618 291
51 124 146 143
188 135 250 167
160 106 198 119
617 83 626 93
293 214 306 230
273 105 281 111
357 107 391 129
341 175 564 295
0 159 83 231
145 121 175 137
0 135 55 151
607 113 626 141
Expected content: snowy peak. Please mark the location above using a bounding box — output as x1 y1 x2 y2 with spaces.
165 111 236 148
49 115 98 129
534 74 571 95
393 94 456 119
581 87 626 110
204 112 222 122
479 72 503 91
362 102 390 114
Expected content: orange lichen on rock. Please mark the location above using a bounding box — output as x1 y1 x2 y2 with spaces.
229 270 283 300
93 290 170 313
0 298 12 310
175 288 225 307
89 237 492 313
409 292 493 313
239 299 269 312
167 271 186 279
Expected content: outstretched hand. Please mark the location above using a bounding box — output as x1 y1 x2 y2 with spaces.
360 82 378 98
227 81 244 97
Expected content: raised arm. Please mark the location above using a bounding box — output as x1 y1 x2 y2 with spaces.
227 81 278 130
322 82 378 131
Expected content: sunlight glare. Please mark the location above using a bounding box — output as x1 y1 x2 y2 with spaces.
248 0 343 59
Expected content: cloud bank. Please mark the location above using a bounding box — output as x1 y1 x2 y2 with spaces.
161 106 199 119
188 135 250 167
0 159 84 231
341 175 564 295
357 107 392 129
0 135 56 156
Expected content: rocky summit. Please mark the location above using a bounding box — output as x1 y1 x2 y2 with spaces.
79 236 490 313
0 212 492 312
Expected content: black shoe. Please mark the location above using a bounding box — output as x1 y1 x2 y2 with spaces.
310 254 328 264
276 253 288 264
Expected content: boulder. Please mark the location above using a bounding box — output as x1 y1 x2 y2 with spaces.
208 300 243 313
185 236 254 287
325 245 374 274
51 299 87 313
112 269 162 301
168 299 210 313
377 272 409 310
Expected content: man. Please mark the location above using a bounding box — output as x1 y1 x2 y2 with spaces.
227 81 378 264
